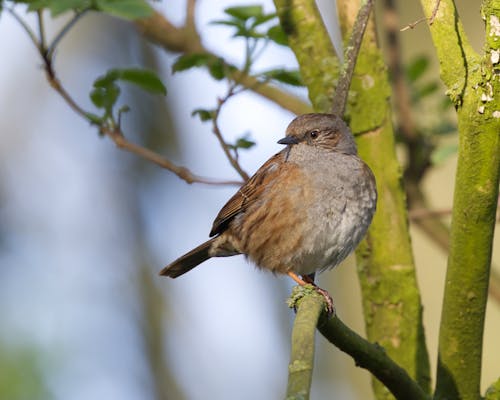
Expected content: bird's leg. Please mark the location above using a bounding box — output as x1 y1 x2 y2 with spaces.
287 271 335 315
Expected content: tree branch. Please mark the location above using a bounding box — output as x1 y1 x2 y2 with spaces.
286 287 325 399
336 1 432 396
9 10 242 186
211 87 250 181
134 11 312 116
318 316 430 400
418 0 500 398
331 0 374 116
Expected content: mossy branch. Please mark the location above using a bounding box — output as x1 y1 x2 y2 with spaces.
331 0 374 116
337 1 431 396
287 289 430 400
485 377 500 400
274 1 430 398
286 286 325 400
273 0 340 111
318 315 430 400
419 1 500 398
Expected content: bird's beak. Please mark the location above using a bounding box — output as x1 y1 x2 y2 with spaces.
277 136 299 145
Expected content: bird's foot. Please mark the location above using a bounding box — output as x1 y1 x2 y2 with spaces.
287 272 335 316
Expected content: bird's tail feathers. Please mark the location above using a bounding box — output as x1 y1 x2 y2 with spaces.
159 239 214 278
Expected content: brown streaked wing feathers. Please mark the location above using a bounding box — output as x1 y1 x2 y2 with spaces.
209 151 285 236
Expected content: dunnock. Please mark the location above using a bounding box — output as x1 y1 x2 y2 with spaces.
160 113 377 311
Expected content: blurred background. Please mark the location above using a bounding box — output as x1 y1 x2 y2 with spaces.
0 1 498 399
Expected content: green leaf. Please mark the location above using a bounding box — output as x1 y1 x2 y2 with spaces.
114 68 166 95
172 53 214 73
18 0 90 14
210 19 245 29
233 27 265 39
90 83 120 112
192 109 215 122
224 5 263 21
19 0 50 11
431 143 458 165
261 69 303 86
251 12 276 28
406 56 429 82
94 68 166 95
93 70 120 88
234 135 255 149
207 58 226 80
84 112 104 125
267 24 288 46
95 0 153 20
172 54 229 80
48 0 91 16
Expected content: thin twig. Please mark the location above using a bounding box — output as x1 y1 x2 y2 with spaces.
400 17 428 31
47 9 90 59
211 85 250 181
185 0 196 32
10 6 240 186
37 10 47 53
401 0 441 31
105 127 243 185
331 0 375 116
134 11 312 115
428 0 441 25
7 8 41 50
409 208 452 220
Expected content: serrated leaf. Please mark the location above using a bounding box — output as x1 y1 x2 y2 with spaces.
431 143 458 165
224 5 263 21
267 24 288 46
95 0 153 20
192 109 215 122
261 69 303 86
172 53 213 73
406 56 429 82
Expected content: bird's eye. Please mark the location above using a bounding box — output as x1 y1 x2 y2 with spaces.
309 130 319 139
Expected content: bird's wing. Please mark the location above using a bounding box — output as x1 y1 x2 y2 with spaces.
209 150 286 236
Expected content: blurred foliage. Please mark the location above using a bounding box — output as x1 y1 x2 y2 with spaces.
9 0 153 20
88 67 166 127
173 4 304 162
0 343 50 400
397 55 458 167
173 4 303 88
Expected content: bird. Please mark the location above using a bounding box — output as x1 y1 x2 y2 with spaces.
160 113 377 312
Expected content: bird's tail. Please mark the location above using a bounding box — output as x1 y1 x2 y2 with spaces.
159 239 215 278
